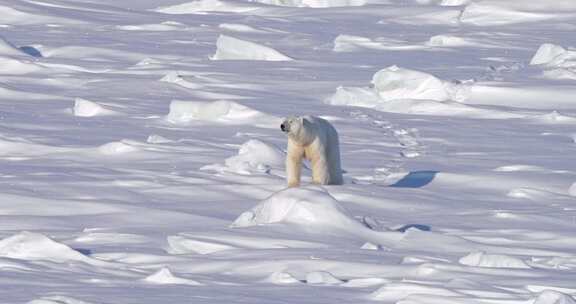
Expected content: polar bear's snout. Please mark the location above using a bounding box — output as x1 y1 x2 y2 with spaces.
280 122 289 133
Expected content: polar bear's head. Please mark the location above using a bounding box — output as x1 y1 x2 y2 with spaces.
280 116 303 134
281 116 316 145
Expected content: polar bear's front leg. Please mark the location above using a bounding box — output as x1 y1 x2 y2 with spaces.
286 141 304 187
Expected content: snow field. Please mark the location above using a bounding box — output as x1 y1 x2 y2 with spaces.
0 0 576 303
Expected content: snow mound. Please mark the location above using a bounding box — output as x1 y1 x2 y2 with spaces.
0 36 31 57
533 111 576 124
0 36 43 74
98 141 139 155
154 0 259 14
306 271 344 285
530 43 570 66
532 290 576 304
73 98 116 117
166 235 236 255
569 182 576 197
116 21 187 31
333 35 425 52
144 267 202 286
458 251 531 269
219 23 268 33
370 65 456 102
160 71 203 89
201 139 285 175
211 35 293 61
253 0 366 8
459 2 561 26
27 295 95 304
371 282 460 301
146 134 173 144
231 187 361 230
326 66 526 119
529 43 576 80
267 272 301 284
166 100 279 128
427 35 471 47
0 231 90 263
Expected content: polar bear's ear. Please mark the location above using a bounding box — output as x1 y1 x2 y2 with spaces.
297 116 304 124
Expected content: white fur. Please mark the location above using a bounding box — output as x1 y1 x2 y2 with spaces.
281 116 343 187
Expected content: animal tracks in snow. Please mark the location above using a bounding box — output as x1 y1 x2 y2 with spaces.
347 109 427 186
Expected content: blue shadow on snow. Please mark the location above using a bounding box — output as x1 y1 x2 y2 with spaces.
19 46 43 57
390 170 438 188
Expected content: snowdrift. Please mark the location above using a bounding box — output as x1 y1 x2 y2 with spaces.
230 187 405 246
201 139 285 175
459 1 576 26
325 66 523 118
231 187 363 230
166 99 280 128
211 35 293 61
0 35 43 74
0 232 99 264
73 98 117 117
530 43 576 81
154 0 259 13
253 0 366 8
143 267 202 286
458 251 531 269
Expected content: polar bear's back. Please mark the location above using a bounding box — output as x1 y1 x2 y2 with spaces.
304 116 343 184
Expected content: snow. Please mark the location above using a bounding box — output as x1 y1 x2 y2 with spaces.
2 0 576 303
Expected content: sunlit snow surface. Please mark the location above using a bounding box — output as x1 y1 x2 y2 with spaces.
1 0 576 303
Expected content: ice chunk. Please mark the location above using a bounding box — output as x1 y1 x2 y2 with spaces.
211 35 293 61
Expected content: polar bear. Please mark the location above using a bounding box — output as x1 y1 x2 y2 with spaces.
281 115 343 187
